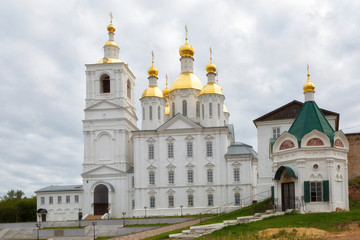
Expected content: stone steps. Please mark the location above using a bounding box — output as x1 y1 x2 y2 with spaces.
169 210 285 239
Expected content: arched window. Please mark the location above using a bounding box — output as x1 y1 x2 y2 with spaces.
172 103 175 117
202 104 204 119
127 80 131 99
182 100 187 116
158 106 160 120
196 101 200 117
209 103 212 117
100 74 110 93
142 107 145 120
218 103 220 118
149 106 153 120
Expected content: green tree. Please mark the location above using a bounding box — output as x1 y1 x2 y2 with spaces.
2 190 25 201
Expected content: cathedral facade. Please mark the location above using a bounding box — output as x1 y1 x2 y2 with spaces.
36 20 258 221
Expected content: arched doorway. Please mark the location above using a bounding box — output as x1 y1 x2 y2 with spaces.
37 208 47 222
94 184 109 215
274 166 297 211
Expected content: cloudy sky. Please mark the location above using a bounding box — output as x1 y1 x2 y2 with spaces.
1 0 359 197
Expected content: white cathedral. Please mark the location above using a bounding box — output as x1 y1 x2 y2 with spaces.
36 19 349 222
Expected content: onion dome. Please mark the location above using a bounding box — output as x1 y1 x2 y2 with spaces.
107 12 115 32
142 86 164 98
199 82 223 96
163 74 170 98
179 25 194 58
303 72 315 92
170 72 203 92
206 47 216 73
148 51 159 77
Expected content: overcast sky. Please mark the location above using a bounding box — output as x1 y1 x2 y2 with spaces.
1 0 359 197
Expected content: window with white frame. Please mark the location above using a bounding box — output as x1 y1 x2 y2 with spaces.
75 195 79 203
206 142 213 157
187 142 193 158
218 103 220 118
187 170 194 183
58 196 62 204
182 100 187 116
131 176 135 188
149 106 153 120
150 196 155 208
208 194 214 206
168 195 174 207
207 169 213 183
142 107 145 120
209 103 212 117
66 195 70 203
148 144 154 159
272 127 280 138
41 197 45 205
311 181 322 202
49 197 53 204
158 106 160 120
172 102 175 116
132 199 135 209
202 104 204 119
149 172 155 185
168 142 174 158
127 80 131 99
188 194 194 207
168 170 174 184
234 193 240 205
196 101 200 117
234 169 240 182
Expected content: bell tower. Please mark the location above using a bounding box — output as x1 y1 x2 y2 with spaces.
81 15 138 218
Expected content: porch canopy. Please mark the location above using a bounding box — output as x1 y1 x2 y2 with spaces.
274 166 297 180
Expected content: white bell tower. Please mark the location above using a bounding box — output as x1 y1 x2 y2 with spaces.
81 15 138 218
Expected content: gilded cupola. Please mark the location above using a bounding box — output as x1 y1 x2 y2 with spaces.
142 51 164 98
179 25 195 58
303 64 315 92
199 48 223 96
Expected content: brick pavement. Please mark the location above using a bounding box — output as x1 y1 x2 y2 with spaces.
109 217 212 240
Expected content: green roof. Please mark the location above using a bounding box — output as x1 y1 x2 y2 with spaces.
288 101 335 144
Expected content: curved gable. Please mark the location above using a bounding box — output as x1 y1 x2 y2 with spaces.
301 129 331 148
273 132 298 153
334 131 350 150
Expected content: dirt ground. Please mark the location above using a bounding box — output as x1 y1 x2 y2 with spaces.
258 222 360 239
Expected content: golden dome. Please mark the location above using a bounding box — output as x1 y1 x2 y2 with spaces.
179 41 195 58
223 105 228 113
170 72 203 92
165 103 170 115
104 40 119 48
107 23 115 33
148 65 158 77
206 62 216 73
199 82 223 96
141 86 164 98
97 57 122 64
303 64 315 92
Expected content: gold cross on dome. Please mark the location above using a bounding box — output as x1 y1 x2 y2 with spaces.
151 51 154 65
185 25 188 41
110 12 113 24
307 64 310 76
166 74 168 87
210 47 212 61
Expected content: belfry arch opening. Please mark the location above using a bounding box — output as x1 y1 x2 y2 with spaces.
100 74 110 93
94 184 109 215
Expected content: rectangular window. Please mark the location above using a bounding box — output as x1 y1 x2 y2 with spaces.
188 195 194 207
66 195 70 203
310 181 322 202
234 193 240 205
208 194 214 206
148 144 154 159
41 197 45 205
49 197 53 204
149 106 153 120
206 142 213 157
58 196 62 204
132 199 135 210
149 172 155 185
150 196 155 208
207 169 213 183
187 142 193 158
168 143 174 158
187 170 194 183
168 196 174 207
75 195 79 203
131 176 135 188
168 171 174 184
272 127 280 138
234 169 240 182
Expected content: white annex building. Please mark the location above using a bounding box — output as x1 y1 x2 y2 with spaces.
35 20 259 221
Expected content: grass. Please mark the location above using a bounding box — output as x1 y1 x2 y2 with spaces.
349 178 360 189
142 226 190 240
96 237 114 240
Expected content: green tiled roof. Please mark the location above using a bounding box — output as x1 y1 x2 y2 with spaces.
288 101 335 144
